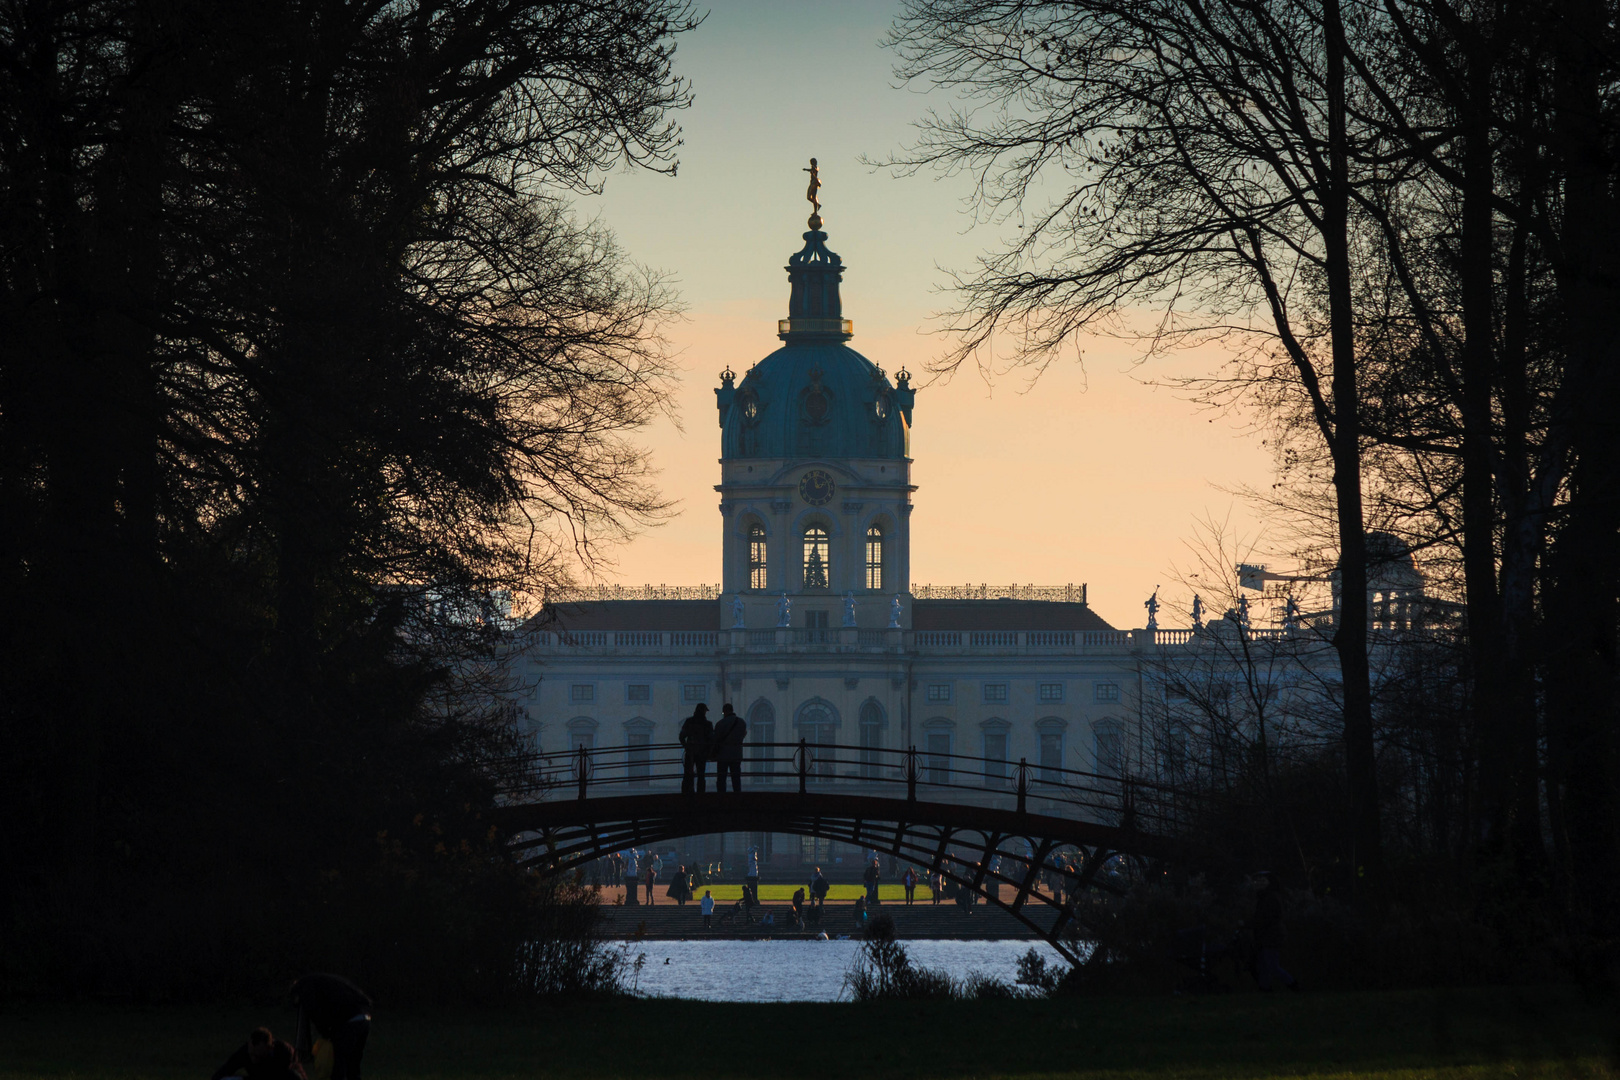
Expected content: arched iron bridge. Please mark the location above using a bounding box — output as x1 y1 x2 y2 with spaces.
492 741 1198 964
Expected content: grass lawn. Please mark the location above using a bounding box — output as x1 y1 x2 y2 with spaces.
663 883 935 903
2 986 1614 1079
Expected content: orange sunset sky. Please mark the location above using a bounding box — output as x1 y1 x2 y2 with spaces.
572 0 1276 631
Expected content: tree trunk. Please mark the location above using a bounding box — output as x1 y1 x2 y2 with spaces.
1545 0 1620 959
1323 0 1383 899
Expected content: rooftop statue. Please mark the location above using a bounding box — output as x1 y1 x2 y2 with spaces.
804 157 822 218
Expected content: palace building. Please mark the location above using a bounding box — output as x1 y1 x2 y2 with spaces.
508 200 1428 868
508 205 1165 866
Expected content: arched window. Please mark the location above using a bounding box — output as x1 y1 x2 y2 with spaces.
859 700 885 778
567 716 597 751
802 525 830 589
796 699 839 779
748 700 776 780
748 523 768 590
864 525 884 590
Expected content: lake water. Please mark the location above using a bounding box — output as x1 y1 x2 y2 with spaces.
615 939 1064 1002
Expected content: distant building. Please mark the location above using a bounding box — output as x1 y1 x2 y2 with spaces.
507 210 1433 869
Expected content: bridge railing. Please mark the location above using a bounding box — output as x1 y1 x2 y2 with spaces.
495 740 1202 838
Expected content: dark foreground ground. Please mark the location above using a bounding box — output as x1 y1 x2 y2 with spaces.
2 986 1615 1079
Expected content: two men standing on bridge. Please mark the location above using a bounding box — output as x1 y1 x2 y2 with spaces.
712 703 747 793
680 703 712 795
680 701 747 794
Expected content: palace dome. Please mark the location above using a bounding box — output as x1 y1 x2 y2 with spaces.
716 221 914 460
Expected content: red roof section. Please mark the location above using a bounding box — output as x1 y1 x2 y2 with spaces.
911 600 1116 632
530 600 721 632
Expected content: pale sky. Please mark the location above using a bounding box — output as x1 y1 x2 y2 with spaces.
573 0 1275 630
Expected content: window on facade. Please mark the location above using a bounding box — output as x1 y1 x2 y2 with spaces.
627 729 651 783
683 682 707 703
748 523 768 589
803 609 831 644
802 526 830 589
864 525 884 590
1040 731 1065 782
570 684 594 703
1094 682 1122 703
983 682 1008 703
799 702 838 779
926 730 953 785
749 701 776 779
626 684 651 702
925 683 952 703
859 701 884 778
1094 724 1123 777
1039 682 1064 703
982 729 1008 787
567 720 597 777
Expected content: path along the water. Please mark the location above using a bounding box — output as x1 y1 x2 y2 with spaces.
594 884 1042 942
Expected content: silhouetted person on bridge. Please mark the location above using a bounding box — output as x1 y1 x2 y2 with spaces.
680 704 712 795
712 703 747 792
864 857 881 905
902 866 917 905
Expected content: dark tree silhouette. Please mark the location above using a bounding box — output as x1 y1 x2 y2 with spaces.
0 0 697 998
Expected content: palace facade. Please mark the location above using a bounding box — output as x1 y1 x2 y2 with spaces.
507 206 1430 868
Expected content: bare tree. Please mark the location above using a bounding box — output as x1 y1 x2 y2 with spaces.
882 0 1385 893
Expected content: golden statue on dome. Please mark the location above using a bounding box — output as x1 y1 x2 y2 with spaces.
803 157 823 228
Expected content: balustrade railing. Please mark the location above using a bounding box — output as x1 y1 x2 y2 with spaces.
914 631 961 647
559 630 608 647
496 739 1201 838
614 631 660 648
970 631 1019 647
527 627 1153 652
543 584 724 602
670 631 719 647
913 583 1089 604
1027 631 1075 647
1080 630 1132 647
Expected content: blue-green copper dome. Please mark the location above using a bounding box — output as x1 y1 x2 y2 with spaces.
716 222 914 459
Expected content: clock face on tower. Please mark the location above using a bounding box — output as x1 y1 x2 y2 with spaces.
799 469 836 506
